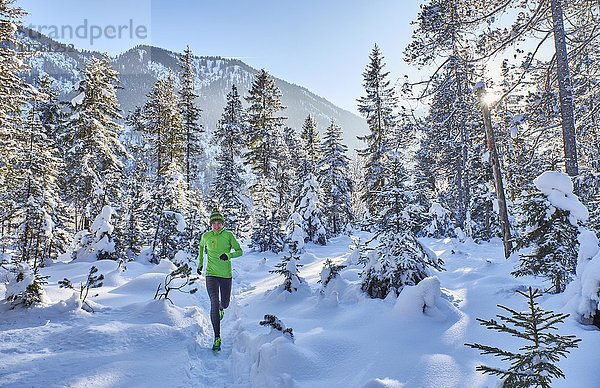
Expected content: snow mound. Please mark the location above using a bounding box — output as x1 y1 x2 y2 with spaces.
394 277 445 320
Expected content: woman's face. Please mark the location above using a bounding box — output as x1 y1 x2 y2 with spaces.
211 221 223 232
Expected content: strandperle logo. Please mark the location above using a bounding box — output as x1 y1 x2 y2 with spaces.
25 19 149 46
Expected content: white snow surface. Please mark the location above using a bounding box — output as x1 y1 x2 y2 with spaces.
1 234 599 387
534 171 589 222
70 91 85 106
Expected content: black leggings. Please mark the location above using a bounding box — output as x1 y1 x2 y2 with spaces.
205 276 232 338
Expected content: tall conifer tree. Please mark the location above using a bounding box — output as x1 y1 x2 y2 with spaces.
356 44 398 218
62 54 127 231
245 69 287 252
210 85 250 237
179 46 203 189
319 120 354 236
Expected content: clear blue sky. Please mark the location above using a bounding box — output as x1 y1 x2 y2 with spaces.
20 0 423 115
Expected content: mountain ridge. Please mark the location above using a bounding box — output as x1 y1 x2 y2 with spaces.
19 27 368 151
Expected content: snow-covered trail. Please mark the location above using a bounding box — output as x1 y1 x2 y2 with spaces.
0 259 239 388
1 235 599 387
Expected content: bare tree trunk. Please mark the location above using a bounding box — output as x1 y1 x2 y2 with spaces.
476 85 513 258
551 0 578 177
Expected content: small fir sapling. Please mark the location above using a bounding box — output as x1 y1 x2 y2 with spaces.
271 212 307 292
5 263 49 308
260 314 294 341
269 251 304 293
465 287 580 388
346 237 368 267
59 265 104 312
153 263 198 304
318 259 346 292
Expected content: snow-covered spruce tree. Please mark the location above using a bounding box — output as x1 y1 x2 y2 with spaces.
244 69 287 252
513 172 588 293
120 169 150 260
466 287 581 387
209 84 250 237
299 115 322 176
356 44 397 219
244 69 285 180
139 75 191 263
33 75 71 257
61 54 127 231
318 120 354 237
250 178 284 253
0 0 32 251
150 162 189 264
285 212 306 253
186 190 207 261
271 213 306 292
12 90 66 266
395 113 430 236
141 75 185 176
319 259 346 293
348 153 367 225
282 125 305 178
295 173 327 245
423 203 456 238
4 261 48 308
410 150 434 237
361 150 443 299
282 125 307 207
116 113 153 260
179 45 204 190
270 244 304 292
273 126 295 225
72 205 117 261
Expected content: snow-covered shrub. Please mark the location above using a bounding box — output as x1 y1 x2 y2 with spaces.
513 171 589 293
423 203 456 238
269 249 305 293
296 174 327 245
59 265 104 312
4 262 48 308
153 263 198 304
318 259 346 293
361 233 443 299
285 212 306 253
271 221 307 293
71 205 117 261
466 287 581 387
259 314 294 341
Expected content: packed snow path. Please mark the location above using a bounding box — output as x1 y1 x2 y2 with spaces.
1 235 599 387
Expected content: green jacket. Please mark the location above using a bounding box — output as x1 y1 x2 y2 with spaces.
197 228 242 278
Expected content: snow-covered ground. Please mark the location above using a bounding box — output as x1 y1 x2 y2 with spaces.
1 234 599 387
